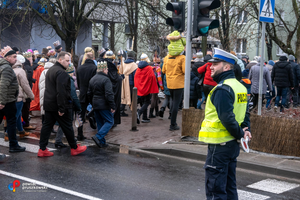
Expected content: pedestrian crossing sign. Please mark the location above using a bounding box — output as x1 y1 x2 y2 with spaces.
259 0 275 23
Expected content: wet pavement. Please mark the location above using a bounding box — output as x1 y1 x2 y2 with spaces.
0 109 300 199
0 142 300 200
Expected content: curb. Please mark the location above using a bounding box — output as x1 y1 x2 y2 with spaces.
138 148 300 180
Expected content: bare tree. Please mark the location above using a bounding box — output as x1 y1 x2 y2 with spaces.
21 0 104 53
250 0 300 60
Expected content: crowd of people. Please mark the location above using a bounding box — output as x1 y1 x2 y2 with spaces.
0 30 299 160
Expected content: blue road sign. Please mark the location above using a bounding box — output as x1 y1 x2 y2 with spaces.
259 0 275 23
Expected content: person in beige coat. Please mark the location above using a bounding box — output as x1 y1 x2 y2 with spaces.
119 51 138 116
12 56 34 139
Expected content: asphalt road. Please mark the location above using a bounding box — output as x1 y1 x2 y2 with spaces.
0 138 299 200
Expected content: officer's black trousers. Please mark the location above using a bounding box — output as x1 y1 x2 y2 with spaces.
204 140 240 200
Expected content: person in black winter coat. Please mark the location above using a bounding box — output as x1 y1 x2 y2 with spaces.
104 51 123 127
190 66 202 108
289 55 300 107
76 52 97 140
88 61 115 148
38 51 87 157
271 55 294 111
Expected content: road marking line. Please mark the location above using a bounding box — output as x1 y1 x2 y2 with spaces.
0 170 103 200
0 138 56 153
247 179 300 194
238 189 270 200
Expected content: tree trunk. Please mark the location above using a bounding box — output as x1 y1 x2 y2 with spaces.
133 0 138 56
266 36 272 61
65 37 76 54
110 22 115 52
296 27 300 62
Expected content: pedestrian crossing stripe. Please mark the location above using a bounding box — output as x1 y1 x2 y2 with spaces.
238 189 270 200
260 0 274 19
247 179 300 194
0 138 56 153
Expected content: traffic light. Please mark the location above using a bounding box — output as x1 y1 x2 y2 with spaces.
166 2 186 32
193 0 220 37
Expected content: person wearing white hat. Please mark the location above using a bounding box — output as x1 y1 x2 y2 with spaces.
12 55 35 140
135 53 159 123
198 48 252 200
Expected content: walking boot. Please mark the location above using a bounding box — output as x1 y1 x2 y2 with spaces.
155 106 159 117
149 108 156 118
23 125 36 130
158 107 165 118
77 126 86 141
120 111 129 117
18 131 30 139
0 154 6 162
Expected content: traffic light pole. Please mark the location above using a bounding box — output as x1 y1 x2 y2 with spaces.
183 0 193 109
258 22 266 115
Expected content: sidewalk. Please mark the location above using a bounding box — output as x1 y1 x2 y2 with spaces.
17 110 300 179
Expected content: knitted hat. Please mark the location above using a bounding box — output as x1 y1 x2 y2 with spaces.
0 46 16 57
288 55 295 61
104 50 115 59
268 60 275 66
27 49 33 54
66 64 75 74
127 51 136 58
167 31 186 56
140 53 150 63
279 55 288 61
193 52 204 62
17 55 25 64
12 47 19 52
23 51 32 59
204 54 212 62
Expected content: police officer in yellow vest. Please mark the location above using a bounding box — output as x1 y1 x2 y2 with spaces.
199 48 252 200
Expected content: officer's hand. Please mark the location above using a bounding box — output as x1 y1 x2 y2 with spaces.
0 104 5 110
111 109 115 113
243 127 252 141
58 111 64 116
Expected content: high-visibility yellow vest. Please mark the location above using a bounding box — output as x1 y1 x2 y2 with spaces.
199 78 247 144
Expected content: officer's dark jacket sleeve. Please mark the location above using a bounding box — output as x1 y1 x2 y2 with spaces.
211 85 250 140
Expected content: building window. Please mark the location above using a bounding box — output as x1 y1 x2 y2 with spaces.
279 10 284 26
237 10 248 24
236 39 247 53
127 38 133 50
277 46 285 56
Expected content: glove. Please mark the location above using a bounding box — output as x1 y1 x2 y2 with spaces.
120 74 125 79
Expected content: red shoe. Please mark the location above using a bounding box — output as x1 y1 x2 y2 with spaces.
37 149 54 157
71 144 87 156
